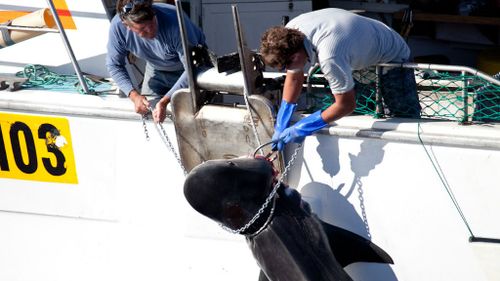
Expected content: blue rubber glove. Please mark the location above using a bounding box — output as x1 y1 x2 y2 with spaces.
275 110 327 150
272 100 297 151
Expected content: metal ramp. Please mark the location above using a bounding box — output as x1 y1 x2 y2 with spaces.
170 1 278 172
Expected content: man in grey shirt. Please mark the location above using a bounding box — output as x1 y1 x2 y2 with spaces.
260 8 420 151
106 0 205 122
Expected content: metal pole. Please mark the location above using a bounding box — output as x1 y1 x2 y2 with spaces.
232 5 253 98
375 65 383 118
0 25 59 33
461 70 470 124
45 0 90 94
232 4 263 154
379 62 500 86
175 0 198 112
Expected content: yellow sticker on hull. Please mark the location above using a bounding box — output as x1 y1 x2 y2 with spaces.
0 112 77 184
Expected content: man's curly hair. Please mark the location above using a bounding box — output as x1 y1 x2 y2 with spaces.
259 26 305 69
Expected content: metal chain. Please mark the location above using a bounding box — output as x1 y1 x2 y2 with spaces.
142 107 188 176
153 118 188 176
141 114 150 141
141 105 301 236
220 144 302 235
356 177 371 239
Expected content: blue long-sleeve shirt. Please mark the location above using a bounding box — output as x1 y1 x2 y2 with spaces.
106 3 205 97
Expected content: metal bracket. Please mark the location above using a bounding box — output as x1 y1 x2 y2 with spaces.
232 4 263 97
175 0 201 112
170 4 277 172
0 74 27 91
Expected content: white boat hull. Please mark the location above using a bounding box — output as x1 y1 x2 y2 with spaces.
1 0 499 280
1 91 499 280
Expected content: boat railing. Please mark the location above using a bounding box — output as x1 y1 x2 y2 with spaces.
307 62 500 124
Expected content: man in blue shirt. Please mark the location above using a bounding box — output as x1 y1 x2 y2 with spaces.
106 0 205 122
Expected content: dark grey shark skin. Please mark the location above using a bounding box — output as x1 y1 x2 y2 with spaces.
184 157 393 281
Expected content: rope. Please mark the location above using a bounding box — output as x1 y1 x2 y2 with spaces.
417 122 475 238
15 64 114 94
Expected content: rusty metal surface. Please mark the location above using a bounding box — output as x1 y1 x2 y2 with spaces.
171 89 275 172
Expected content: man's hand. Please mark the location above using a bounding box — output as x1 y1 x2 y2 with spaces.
272 100 297 151
153 95 171 123
274 110 327 151
129 90 150 115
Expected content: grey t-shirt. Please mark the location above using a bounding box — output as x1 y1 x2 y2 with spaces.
286 8 410 94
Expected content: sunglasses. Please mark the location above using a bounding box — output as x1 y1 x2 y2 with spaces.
121 0 147 17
